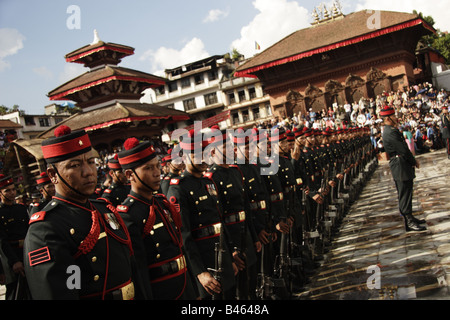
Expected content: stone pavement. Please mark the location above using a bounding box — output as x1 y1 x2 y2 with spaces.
297 149 450 300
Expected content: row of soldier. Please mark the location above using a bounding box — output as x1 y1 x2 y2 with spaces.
0 123 377 300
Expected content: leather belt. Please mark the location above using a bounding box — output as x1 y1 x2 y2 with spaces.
149 254 187 282
192 222 221 241
250 200 267 211
224 211 245 225
82 281 135 300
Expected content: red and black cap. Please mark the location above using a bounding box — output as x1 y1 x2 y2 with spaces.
251 127 267 143
118 138 156 170
41 125 92 164
303 127 313 137
269 127 286 143
380 105 395 117
208 125 228 147
107 154 122 170
293 126 305 138
233 128 251 145
180 129 210 153
286 129 295 141
36 172 51 188
0 174 14 189
161 148 173 167
322 127 334 136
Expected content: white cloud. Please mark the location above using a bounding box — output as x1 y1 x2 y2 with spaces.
58 63 85 84
355 0 450 32
33 66 53 80
0 28 25 72
230 0 310 58
140 37 210 75
203 8 230 23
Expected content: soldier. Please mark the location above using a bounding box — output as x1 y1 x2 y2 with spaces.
160 148 185 195
29 172 56 217
440 105 450 159
117 137 196 300
99 155 130 207
0 174 29 299
166 129 237 300
206 126 259 300
24 125 140 300
380 106 426 232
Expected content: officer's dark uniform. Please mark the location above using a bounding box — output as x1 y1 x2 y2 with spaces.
116 137 195 300
381 106 425 232
118 191 195 300
25 196 137 299
24 126 140 300
100 181 130 207
28 172 53 217
0 181 29 299
167 170 236 299
206 162 258 299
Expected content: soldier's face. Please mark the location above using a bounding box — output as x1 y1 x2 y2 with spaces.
41 183 55 199
112 170 127 184
133 157 161 191
50 151 98 201
0 185 16 203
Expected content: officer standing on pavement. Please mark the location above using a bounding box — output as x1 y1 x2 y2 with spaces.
117 137 196 300
0 174 29 299
167 128 238 299
28 172 56 217
99 155 130 207
24 125 140 300
380 106 426 232
440 105 450 159
207 126 260 299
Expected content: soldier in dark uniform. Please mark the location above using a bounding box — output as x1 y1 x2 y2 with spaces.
24 125 141 300
380 106 426 232
167 129 237 300
440 105 450 159
28 172 55 217
0 175 29 299
117 137 196 300
99 155 130 207
160 148 185 195
207 126 259 299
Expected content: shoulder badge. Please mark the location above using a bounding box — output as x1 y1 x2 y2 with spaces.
170 178 180 185
117 205 129 213
203 172 214 179
29 211 46 224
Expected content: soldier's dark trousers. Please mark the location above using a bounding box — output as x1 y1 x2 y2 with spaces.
394 180 413 216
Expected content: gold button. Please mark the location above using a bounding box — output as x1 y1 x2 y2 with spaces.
92 256 97 262
156 254 160 259
155 243 160 248
70 228 75 235
143 219 146 224
150 230 155 235
93 275 100 281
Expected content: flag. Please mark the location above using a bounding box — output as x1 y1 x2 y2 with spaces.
255 41 261 50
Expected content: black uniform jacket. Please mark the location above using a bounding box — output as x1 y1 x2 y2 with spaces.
382 125 416 181
118 191 196 300
24 194 139 300
166 170 235 298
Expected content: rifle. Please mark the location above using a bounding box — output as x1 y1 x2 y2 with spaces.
208 223 225 300
235 224 249 300
273 219 292 298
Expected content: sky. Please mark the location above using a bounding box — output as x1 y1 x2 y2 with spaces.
1 0 449 115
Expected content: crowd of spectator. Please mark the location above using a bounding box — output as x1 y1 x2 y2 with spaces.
256 82 449 156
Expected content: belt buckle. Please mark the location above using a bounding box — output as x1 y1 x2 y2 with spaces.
238 211 246 222
120 282 135 300
260 200 266 210
213 223 221 236
176 255 186 271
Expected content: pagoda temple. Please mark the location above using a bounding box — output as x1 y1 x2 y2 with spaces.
5 32 189 196
235 9 436 119
39 30 190 151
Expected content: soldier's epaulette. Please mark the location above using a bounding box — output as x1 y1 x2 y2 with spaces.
116 196 136 213
29 200 60 224
170 178 180 185
203 172 214 180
